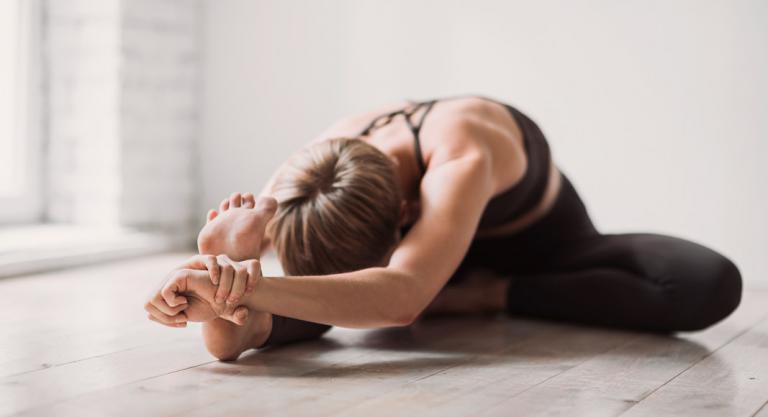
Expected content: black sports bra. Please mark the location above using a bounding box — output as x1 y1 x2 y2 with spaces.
358 99 437 175
358 96 552 230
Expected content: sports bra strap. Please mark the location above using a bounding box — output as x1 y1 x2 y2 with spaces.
403 100 436 175
358 99 437 176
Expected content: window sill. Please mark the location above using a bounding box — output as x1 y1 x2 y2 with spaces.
0 224 185 278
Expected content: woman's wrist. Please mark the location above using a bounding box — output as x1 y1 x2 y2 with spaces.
239 273 274 312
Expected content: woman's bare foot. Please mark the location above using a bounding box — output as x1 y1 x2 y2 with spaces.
198 192 277 261
422 269 509 317
203 310 273 361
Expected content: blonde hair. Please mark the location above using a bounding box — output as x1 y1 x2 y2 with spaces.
268 137 402 275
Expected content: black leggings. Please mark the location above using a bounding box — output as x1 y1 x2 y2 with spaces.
451 171 742 332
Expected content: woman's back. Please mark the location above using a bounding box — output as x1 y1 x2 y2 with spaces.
316 96 561 237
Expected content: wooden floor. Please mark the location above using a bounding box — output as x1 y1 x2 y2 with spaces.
1 253 767 417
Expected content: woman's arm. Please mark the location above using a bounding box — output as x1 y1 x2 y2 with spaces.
236 153 495 328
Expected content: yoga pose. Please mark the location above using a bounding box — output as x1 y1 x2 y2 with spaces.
144 95 742 360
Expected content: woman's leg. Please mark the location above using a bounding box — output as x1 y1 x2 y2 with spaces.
452 172 742 332
423 269 509 316
505 232 743 332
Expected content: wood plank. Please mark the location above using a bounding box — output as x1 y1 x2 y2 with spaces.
0 254 194 377
0 253 221 416
753 400 768 417
0 251 285 378
620 313 768 416
0 332 216 416
1 253 765 417
327 291 768 417
11 317 641 417
466 291 768 417
330 324 640 417
184 323 635 417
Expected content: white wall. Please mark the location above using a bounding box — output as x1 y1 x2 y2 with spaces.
47 0 201 234
202 0 768 287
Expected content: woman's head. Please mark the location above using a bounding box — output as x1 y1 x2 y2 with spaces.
268 137 402 276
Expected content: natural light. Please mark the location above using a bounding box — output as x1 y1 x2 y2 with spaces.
0 0 20 196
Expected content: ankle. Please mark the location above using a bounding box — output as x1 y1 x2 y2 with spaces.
249 312 273 349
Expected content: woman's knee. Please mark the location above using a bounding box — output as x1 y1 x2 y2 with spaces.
669 252 742 331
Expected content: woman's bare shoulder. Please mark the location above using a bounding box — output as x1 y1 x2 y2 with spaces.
420 99 510 160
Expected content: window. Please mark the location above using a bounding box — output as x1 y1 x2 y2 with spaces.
0 0 42 224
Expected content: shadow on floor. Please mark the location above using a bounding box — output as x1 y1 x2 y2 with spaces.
201 316 717 381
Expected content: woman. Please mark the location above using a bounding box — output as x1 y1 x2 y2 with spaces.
145 95 742 361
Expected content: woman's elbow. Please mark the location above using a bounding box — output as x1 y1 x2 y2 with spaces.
386 295 427 327
374 268 429 327
389 309 421 327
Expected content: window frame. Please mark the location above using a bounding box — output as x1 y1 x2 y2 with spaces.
0 0 43 224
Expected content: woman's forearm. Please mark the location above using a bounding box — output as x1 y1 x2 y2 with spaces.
242 267 425 328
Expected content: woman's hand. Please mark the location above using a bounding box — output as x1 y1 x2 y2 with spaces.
144 254 217 328
212 254 261 306
144 255 262 327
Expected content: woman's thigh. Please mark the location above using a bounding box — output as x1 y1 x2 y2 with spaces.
454 171 600 279
508 232 743 331
455 170 742 331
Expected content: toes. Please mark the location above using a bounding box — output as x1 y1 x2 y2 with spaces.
207 209 218 223
242 192 255 208
229 192 242 208
255 196 278 215
219 198 230 212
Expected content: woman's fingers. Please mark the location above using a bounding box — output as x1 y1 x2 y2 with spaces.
241 192 255 208
215 256 235 304
228 263 248 304
234 306 249 325
145 299 187 326
219 305 249 326
231 306 249 326
148 313 187 328
180 254 220 285
201 254 220 285
245 259 262 293
229 192 242 208
180 254 218 273
159 268 191 307
149 291 187 315
160 279 189 308
216 254 247 305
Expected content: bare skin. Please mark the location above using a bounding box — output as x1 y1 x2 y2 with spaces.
192 190 512 360
200 192 510 318
148 96 563 359
197 192 277 359
202 97 560 315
